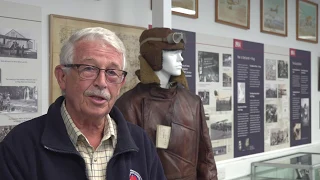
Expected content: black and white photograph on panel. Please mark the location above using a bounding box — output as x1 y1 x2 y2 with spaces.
0 68 1 85
198 90 210 105
210 116 232 140
293 123 301 140
266 104 278 123
278 84 287 98
278 60 288 79
223 72 232 87
0 28 37 59
0 86 38 113
265 84 277 98
0 125 15 142
270 128 289 146
212 146 227 156
198 51 219 82
222 54 232 67
237 82 246 103
215 91 232 111
265 59 277 80
301 98 310 126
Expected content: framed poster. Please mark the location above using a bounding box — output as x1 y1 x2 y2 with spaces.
49 14 145 104
296 0 318 43
260 0 287 36
151 0 198 19
215 0 250 29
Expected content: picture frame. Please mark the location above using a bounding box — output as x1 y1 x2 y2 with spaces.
215 0 250 29
49 14 145 104
296 0 318 43
151 0 198 19
260 0 287 37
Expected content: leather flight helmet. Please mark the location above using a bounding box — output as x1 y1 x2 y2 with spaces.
139 27 185 71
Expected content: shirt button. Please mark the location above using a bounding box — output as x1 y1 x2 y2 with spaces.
94 158 97 162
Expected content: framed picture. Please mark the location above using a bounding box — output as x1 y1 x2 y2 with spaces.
296 0 318 43
260 0 287 36
151 0 198 19
215 0 250 29
49 14 145 104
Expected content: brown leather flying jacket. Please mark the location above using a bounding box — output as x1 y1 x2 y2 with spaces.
115 56 217 180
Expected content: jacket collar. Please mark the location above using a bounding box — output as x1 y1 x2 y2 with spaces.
135 55 189 90
41 96 139 154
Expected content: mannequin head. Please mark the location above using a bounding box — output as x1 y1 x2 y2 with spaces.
161 50 184 76
138 27 188 89
153 50 184 88
139 27 185 71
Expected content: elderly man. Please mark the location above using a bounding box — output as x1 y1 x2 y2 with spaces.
0 27 166 180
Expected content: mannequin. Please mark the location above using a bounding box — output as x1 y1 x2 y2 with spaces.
115 27 217 180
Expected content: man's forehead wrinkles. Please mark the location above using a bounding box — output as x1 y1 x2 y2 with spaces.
78 58 121 69
81 58 95 61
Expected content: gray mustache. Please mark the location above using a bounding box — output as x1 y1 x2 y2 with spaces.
84 90 111 101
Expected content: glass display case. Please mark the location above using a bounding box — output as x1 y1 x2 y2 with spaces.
251 152 320 180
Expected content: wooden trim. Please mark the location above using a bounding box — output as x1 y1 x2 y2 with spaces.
296 0 318 43
260 0 288 37
215 0 250 29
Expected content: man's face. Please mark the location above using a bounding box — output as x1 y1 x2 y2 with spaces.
161 50 183 76
57 39 125 120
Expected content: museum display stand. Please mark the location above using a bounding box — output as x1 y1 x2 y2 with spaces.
250 152 320 180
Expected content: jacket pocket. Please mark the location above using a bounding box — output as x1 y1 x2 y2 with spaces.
166 121 197 165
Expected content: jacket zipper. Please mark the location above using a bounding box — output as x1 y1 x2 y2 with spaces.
106 148 138 179
44 145 89 180
45 145 138 179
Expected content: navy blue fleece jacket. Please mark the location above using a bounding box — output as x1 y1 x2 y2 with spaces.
0 96 166 180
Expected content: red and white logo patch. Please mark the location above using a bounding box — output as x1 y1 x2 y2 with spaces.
129 169 142 180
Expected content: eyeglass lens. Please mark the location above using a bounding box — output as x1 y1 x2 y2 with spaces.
78 65 124 84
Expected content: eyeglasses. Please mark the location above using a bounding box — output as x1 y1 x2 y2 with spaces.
140 32 186 46
63 64 127 84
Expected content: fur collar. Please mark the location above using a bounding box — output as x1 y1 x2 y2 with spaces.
135 55 189 89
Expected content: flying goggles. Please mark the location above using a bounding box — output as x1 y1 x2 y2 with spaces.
140 32 186 46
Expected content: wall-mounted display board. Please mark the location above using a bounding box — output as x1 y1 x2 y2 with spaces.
233 39 265 158
0 1 42 142
175 29 311 161
289 48 311 147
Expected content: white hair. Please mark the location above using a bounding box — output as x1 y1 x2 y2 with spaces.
59 27 126 70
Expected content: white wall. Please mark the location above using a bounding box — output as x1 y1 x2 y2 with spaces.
2 0 320 179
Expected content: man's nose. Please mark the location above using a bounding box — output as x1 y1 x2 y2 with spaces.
93 70 108 89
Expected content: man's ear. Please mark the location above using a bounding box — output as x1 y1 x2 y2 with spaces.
55 65 67 91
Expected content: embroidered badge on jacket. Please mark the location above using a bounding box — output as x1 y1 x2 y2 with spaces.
129 169 142 180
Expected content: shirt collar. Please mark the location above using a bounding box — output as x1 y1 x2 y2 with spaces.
104 113 117 148
60 100 117 148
